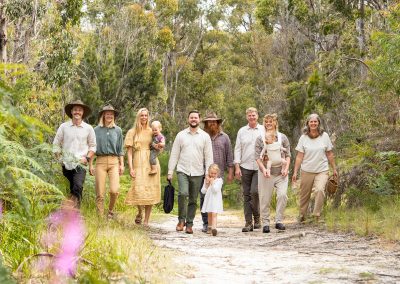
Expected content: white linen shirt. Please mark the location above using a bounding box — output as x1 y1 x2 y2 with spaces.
53 120 96 170
168 127 213 176
234 123 264 171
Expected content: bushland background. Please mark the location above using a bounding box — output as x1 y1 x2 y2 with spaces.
0 0 399 282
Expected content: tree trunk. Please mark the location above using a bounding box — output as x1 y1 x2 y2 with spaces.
356 0 367 77
0 0 7 63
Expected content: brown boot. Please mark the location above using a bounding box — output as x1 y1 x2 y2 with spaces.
176 221 185 231
242 221 253 232
185 226 193 234
254 216 261 229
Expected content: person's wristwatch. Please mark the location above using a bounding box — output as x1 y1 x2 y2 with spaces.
85 156 90 162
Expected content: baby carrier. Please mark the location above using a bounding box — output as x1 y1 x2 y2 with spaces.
264 132 283 167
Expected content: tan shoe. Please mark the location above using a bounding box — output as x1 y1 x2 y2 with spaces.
207 227 212 234
176 221 185 231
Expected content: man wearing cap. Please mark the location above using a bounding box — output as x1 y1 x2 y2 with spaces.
200 112 234 232
53 100 96 207
89 105 124 218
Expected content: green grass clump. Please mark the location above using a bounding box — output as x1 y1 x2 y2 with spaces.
324 196 400 240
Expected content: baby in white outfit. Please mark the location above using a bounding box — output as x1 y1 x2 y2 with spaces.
260 131 287 177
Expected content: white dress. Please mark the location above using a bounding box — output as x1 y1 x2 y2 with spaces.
201 178 223 213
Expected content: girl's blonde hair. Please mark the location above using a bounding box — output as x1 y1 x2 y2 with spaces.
98 112 116 128
208 164 221 175
131 108 151 141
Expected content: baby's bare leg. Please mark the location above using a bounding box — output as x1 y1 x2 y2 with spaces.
266 161 271 177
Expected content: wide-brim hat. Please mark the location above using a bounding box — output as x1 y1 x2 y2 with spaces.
202 112 223 123
64 100 92 119
98 104 119 117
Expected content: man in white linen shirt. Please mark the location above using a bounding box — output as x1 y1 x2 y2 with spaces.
168 110 213 234
53 100 96 207
234 107 264 232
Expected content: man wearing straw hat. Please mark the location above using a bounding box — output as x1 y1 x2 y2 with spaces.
200 112 234 232
53 99 96 207
89 105 124 218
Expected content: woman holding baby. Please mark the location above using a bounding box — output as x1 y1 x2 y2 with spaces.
255 113 291 233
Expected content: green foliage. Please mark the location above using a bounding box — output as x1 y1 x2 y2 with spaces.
255 0 279 33
0 77 64 274
0 256 15 284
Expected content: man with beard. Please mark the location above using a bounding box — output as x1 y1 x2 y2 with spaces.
168 110 213 234
234 107 264 232
200 112 234 232
53 100 96 207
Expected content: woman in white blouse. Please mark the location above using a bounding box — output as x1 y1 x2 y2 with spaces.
292 114 338 222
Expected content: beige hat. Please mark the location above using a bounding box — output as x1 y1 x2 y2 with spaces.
64 100 92 119
202 112 223 123
98 104 119 117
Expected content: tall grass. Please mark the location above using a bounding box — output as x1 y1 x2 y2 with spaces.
324 196 400 241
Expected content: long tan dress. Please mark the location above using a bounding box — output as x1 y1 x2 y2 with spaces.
124 128 161 205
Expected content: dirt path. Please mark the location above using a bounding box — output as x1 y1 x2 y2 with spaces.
149 211 400 284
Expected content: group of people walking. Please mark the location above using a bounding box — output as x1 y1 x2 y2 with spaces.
53 100 337 235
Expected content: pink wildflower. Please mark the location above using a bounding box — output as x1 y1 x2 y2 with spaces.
42 199 86 278
53 208 85 277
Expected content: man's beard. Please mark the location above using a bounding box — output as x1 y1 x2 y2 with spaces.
189 122 199 128
206 124 219 136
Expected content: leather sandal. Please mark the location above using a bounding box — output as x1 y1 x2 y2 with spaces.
135 214 142 224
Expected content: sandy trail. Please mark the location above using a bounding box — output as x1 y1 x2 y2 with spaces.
149 211 400 284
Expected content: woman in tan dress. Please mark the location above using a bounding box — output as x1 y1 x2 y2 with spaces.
124 108 161 225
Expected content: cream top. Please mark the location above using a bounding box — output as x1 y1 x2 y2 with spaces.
295 132 333 173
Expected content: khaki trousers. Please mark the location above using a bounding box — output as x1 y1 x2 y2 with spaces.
95 156 120 215
258 171 288 226
299 170 329 217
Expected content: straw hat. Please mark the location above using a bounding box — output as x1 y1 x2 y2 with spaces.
202 112 223 123
64 100 92 119
98 104 119 117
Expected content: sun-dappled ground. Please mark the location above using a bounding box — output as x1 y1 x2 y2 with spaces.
149 210 400 284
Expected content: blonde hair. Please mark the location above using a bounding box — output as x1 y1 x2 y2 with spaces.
131 108 151 140
98 112 116 128
246 107 258 115
208 164 220 175
263 113 279 131
151 120 162 130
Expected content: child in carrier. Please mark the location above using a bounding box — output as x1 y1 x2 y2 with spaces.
149 121 165 175
260 131 287 177
201 164 223 236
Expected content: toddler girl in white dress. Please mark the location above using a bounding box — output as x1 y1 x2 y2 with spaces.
201 164 223 236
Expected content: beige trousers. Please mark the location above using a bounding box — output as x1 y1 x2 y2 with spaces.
299 170 329 217
258 171 288 226
95 156 120 215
